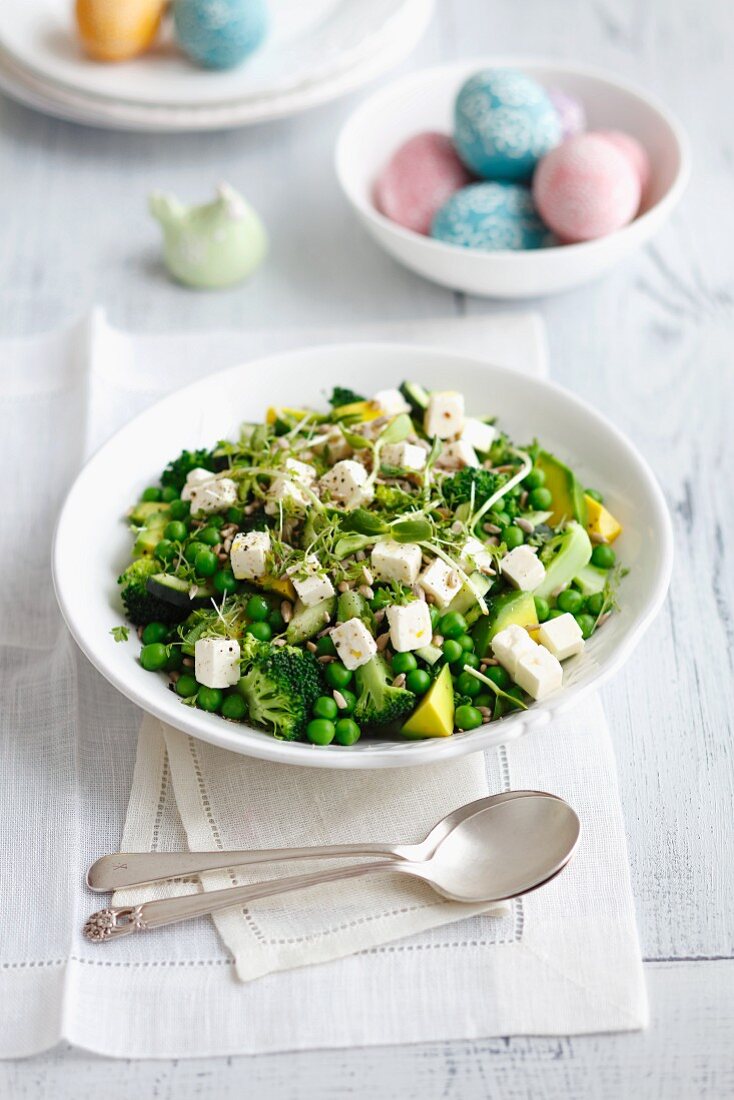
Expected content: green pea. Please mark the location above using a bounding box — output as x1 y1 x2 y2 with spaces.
139 642 168 671
557 588 584 615
585 488 604 504
458 633 475 652
523 468 546 491
502 526 524 550
455 704 483 731
175 674 198 697
221 693 247 720
575 613 596 640
334 718 361 746
591 544 616 569
457 671 481 697
442 639 463 664
334 688 357 714
142 621 168 645
534 596 550 623
141 487 162 502
307 719 336 745
492 511 511 528
505 686 526 709
268 609 285 631
392 652 418 674
529 487 553 511
325 662 353 690
197 686 223 712
226 506 245 526
547 608 565 620
406 668 431 694
483 665 510 690
169 499 190 521
206 514 225 529
315 635 337 657
246 621 272 642
213 569 237 596
164 520 188 542
246 594 270 622
439 611 468 640
165 647 184 672
194 550 219 578
184 540 208 563
160 486 179 503
313 695 338 721
585 592 605 616
462 652 480 669
474 692 493 708
198 527 221 547
154 538 176 564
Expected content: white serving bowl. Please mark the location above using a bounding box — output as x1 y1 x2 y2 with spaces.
53 343 672 768
335 59 690 298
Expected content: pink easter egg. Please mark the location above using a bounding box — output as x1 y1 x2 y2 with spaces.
532 133 642 243
374 132 473 235
547 87 586 139
596 130 652 196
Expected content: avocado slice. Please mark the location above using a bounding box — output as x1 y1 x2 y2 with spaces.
471 590 538 658
133 514 169 557
534 522 593 600
574 563 609 597
584 494 622 544
285 596 337 645
401 664 454 738
537 451 588 527
129 501 171 526
445 572 492 625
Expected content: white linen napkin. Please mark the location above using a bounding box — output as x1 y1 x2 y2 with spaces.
0 310 648 1059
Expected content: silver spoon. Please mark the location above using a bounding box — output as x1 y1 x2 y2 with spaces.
83 793 580 941
87 790 556 892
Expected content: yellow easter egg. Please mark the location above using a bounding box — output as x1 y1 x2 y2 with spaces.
75 0 166 61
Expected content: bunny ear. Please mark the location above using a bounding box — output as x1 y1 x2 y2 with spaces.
148 190 185 226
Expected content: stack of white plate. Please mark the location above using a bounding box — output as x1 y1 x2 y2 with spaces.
0 0 433 132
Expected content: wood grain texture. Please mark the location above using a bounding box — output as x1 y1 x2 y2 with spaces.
1 0 732 1093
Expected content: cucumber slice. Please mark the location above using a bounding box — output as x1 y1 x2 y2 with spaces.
146 574 213 610
415 643 443 666
285 596 336 645
446 572 492 618
399 381 430 414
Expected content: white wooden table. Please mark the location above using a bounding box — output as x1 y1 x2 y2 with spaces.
2 1 733 1095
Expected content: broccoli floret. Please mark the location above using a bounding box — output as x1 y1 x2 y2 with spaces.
118 559 187 626
160 448 217 492
441 468 501 509
328 386 365 408
353 655 415 728
238 644 321 741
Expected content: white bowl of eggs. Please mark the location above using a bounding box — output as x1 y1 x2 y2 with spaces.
335 58 690 298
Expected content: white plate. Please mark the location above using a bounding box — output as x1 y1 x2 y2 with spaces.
0 0 432 130
53 343 673 768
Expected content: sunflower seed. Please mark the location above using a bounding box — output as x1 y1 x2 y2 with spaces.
477 707 492 718
432 634 444 647
338 580 352 593
373 609 386 624
361 566 374 586
358 584 374 600
333 690 348 710
306 641 318 653
392 673 406 688
317 654 336 664
281 601 293 624
376 632 390 651
483 522 501 534
515 517 534 534
182 657 194 668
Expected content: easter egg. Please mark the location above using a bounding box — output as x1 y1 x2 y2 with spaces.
173 0 269 70
532 133 642 243
597 130 652 196
431 182 553 251
547 87 586 139
453 68 561 181
374 132 474 235
75 0 165 61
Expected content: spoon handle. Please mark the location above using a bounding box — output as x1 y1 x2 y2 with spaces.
83 859 405 941
87 843 411 892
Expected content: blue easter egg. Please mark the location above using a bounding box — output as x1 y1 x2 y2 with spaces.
454 68 561 180
431 182 554 251
173 0 269 70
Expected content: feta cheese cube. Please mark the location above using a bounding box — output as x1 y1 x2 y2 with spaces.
180 467 216 500
514 645 563 700
284 457 316 485
461 418 498 453
266 475 310 512
501 545 546 592
491 624 538 678
320 459 372 509
424 391 465 439
187 477 238 515
373 388 411 417
437 440 479 469
386 601 433 652
381 441 426 471
230 530 270 581
286 554 335 608
459 537 495 575
538 613 585 661
371 540 422 586
312 428 351 463
194 637 241 690
418 558 461 607
330 617 377 671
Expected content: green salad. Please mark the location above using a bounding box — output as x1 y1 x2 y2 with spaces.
114 382 624 746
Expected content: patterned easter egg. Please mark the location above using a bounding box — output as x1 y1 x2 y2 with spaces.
431 181 554 251
75 0 165 61
547 87 587 139
173 0 269 70
453 69 561 181
597 130 652 196
533 133 641 243
374 132 474 236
